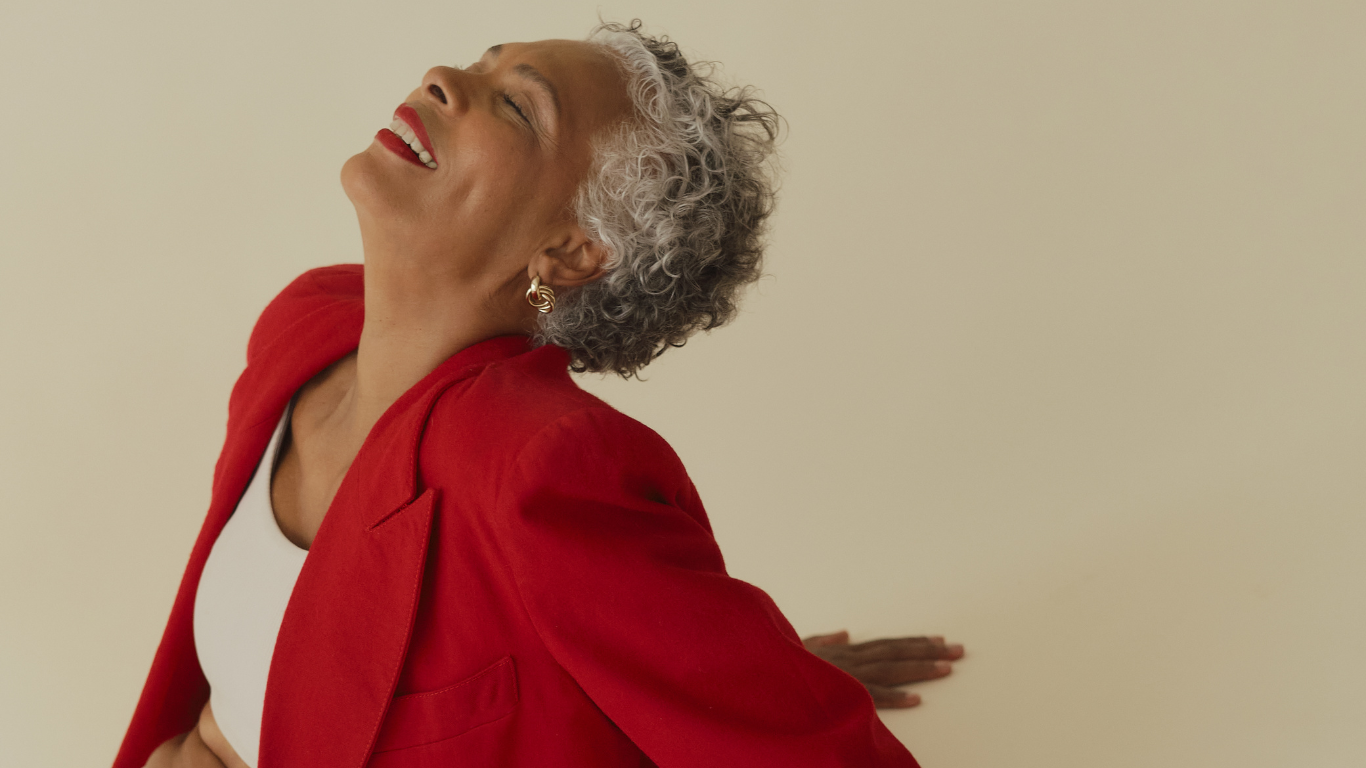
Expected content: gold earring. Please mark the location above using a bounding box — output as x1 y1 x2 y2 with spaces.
526 275 556 314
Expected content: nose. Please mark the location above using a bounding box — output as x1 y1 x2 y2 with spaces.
422 66 469 115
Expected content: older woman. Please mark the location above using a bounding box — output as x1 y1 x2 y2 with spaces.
116 20 962 768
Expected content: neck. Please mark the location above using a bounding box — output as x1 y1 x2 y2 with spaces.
343 237 532 432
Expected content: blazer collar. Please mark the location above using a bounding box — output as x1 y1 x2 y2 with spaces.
352 333 533 527
215 284 533 532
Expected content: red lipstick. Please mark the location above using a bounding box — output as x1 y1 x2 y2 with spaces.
375 129 430 169
394 104 436 163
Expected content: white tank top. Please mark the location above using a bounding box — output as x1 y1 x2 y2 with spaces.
194 402 307 768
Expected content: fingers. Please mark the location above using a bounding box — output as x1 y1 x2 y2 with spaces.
866 683 921 709
826 633 965 709
801 630 850 651
856 658 954 686
847 636 965 662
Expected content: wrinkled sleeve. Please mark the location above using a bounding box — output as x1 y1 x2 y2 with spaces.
492 407 919 767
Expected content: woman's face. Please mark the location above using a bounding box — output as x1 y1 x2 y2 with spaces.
341 39 631 288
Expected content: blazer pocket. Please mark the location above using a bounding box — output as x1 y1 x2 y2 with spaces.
373 655 519 753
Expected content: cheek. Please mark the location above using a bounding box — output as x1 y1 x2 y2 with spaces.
435 129 545 218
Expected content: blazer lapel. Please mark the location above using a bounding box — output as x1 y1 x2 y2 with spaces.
258 334 533 768
258 484 436 768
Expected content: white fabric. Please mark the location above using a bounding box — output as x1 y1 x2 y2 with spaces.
193 402 307 768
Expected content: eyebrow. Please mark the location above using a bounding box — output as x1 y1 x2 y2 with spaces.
511 63 562 117
483 45 562 120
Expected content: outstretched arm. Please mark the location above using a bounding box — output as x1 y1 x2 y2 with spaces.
496 408 920 767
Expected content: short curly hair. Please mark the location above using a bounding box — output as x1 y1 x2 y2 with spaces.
532 20 781 378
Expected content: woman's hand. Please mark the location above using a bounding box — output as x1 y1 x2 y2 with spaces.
139 698 247 768
139 727 228 768
803 630 965 708
195 699 251 768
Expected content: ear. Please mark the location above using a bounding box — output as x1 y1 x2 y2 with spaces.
528 227 609 288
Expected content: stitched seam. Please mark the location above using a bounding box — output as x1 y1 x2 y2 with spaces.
356 363 514 765
354 499 433 768
487 408 617 683
376 359 502 529
367 366 490 532
487 405 666 660
392 656 512 702
370 706 517 755
369 496 420 531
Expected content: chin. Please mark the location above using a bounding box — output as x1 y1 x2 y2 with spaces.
341 145 415 227
340 147 381 206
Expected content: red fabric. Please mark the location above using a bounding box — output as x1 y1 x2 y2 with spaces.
113 265 920 768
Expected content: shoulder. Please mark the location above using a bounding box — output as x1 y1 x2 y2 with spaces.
512 404 702 520
421 349 699 513
514 405 683 483
246 264 363 364
483 352 680 466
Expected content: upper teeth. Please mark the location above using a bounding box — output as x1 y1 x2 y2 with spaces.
390 118 438 169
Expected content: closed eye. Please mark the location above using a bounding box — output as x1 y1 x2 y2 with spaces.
502 93 529 124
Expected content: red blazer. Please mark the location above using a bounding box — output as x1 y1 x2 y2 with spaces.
114 265 919 768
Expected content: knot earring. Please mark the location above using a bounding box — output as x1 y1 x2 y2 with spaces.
526 275 556 314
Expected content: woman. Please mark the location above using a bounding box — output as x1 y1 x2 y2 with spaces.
116 21 963 768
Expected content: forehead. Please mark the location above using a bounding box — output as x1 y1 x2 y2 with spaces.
480 38 618 75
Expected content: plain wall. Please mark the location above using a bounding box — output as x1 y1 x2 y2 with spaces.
1 1 1362 765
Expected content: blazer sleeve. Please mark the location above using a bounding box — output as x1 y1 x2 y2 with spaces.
492 407 919 767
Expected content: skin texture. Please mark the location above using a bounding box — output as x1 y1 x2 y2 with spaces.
145 36 962 766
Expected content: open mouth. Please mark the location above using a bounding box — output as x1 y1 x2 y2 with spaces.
376 103 438 169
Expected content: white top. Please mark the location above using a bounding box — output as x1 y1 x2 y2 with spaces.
193 402 307 768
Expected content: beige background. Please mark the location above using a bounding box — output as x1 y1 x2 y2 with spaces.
1 0 1362 765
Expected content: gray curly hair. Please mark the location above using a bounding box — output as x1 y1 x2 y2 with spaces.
532 20 781 378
